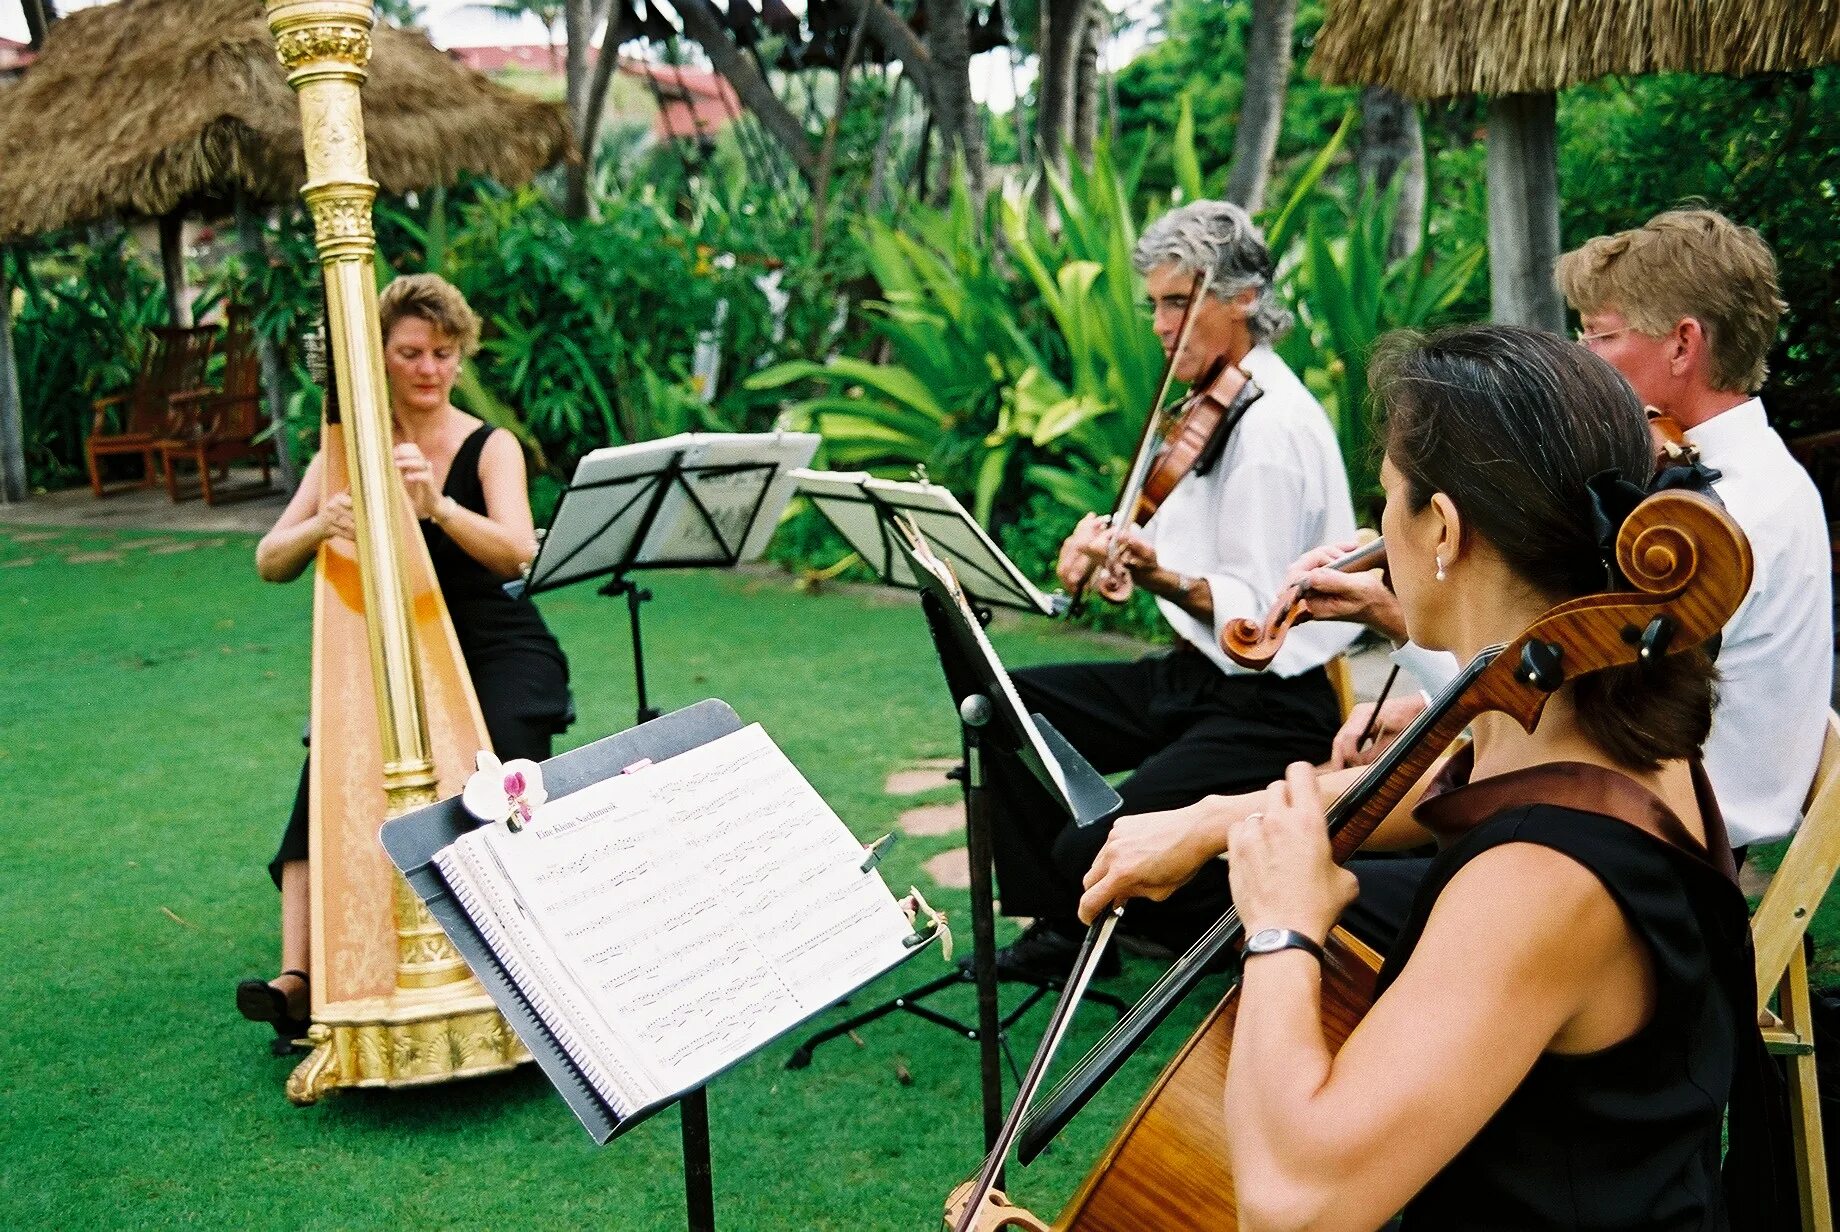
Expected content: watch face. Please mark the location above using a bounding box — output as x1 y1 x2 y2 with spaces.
1247 927 1286 953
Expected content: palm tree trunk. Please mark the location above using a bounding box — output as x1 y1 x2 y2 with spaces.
20 0 55 49
575 0 625 214
158 212 190 327
1036 0 1087 185
673 0 819 176
1222 0 1297 214
1071 0 1103 167
563 0 591 216
1485 92 1564 333
1359 86 1425 260
0 248 26 504
923 0 986 199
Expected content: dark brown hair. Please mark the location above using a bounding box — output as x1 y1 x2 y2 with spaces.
1374 324 1715 771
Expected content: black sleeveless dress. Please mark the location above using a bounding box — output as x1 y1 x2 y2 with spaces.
1378 759 1767 1231
269 424 571 883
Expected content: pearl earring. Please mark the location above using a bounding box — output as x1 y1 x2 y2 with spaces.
1435 555 1447 582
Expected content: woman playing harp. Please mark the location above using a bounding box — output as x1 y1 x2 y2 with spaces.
238 274 571 1040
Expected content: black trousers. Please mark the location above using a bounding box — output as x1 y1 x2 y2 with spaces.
989 649 1342 950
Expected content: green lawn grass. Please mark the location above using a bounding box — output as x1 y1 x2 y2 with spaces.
0 525 1221 1231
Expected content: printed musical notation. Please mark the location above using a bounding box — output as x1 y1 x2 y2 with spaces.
443 724 918 1112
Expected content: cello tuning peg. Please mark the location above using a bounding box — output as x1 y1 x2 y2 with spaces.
1515 640 1565 691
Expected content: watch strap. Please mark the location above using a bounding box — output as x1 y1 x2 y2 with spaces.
1243 927 1326 963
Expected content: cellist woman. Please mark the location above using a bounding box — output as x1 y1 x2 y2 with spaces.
237 274 571 1040
1088 326 1776 1229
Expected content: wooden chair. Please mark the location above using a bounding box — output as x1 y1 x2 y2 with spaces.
1754 711 1840 1232
84 325 216 498
1325 652 1357 721
159 314 275 504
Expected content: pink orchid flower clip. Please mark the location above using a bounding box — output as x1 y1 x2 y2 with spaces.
461 750 548 832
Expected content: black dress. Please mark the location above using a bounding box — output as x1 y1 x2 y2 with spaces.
270 424 571 883
1378 759 1766 1231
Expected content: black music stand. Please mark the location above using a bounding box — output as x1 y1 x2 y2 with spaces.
793 468 1066 617
783 520 1126 1164
381 699 937 1232
514 433 818 726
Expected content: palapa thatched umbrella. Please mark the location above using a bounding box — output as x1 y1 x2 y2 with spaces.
1310 0 1840 333
0 0 574 498
0 0 573 244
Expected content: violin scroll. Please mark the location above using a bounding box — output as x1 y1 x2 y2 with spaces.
1222 535 1386 669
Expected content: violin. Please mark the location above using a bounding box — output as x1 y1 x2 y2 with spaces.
1219 409 1698 672
1221 534 1387 669
944 487 1753 1231
1070 270 1265 608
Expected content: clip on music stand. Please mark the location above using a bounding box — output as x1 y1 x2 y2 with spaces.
512 434 819 726
783 512 1125 1169
381 699 937 1232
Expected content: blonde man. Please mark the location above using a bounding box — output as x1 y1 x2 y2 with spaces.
1076 209 1833 949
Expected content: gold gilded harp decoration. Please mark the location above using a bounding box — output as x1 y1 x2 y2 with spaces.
265 0 527 1104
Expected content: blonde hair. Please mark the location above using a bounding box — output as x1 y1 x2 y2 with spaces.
378 273 481 358
1554 209 1785 393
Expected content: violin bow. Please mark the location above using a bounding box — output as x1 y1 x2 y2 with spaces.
1016 488 1752 1162
1068 266 1214 616
948 908 1124 1232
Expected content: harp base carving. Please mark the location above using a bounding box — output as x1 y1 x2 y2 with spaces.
286 989 530 1106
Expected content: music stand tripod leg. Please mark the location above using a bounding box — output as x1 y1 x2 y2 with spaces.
600 574 661 727
959 693 1007 1163
680 1087 716 1232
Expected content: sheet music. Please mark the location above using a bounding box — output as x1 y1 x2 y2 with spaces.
441 724 915 1111
526 433 818 591
793 469 1060 616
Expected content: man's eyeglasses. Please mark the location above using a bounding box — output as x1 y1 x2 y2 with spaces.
1575 326 1633 346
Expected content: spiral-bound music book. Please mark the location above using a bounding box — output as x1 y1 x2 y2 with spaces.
382 702 937 1142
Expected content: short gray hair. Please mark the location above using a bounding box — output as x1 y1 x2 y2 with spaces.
1133 200 1292 345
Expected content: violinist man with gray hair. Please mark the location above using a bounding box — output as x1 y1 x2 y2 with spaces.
982 199 1361 982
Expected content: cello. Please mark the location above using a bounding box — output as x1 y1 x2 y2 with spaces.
945 485 1753 1230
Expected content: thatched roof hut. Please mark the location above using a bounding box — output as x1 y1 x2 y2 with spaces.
1311 0 1840 100
0 0 575 242
1307 0 1840 332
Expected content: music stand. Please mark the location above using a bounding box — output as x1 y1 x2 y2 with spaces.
792 469 1066 617
381 699 938 1232
516 433 819 726
783 517 1125 1166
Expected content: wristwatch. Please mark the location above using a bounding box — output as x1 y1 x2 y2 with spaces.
1243 927 1326 963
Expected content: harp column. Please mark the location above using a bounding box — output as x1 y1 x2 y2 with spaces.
267 0 522 1105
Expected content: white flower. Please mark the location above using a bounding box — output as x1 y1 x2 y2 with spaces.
461 750 547 831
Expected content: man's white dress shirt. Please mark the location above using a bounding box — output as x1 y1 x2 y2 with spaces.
1146 343 1361 679
1388 398 1832 846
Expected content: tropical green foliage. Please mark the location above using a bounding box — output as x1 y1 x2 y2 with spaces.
750 147 1167 525
5 234 165 489
1276 177 1487 511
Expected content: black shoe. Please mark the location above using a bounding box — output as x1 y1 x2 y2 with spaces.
238 969 310 1043
970 921 1121 985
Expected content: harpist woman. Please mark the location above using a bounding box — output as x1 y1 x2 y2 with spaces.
238 274 570 1041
